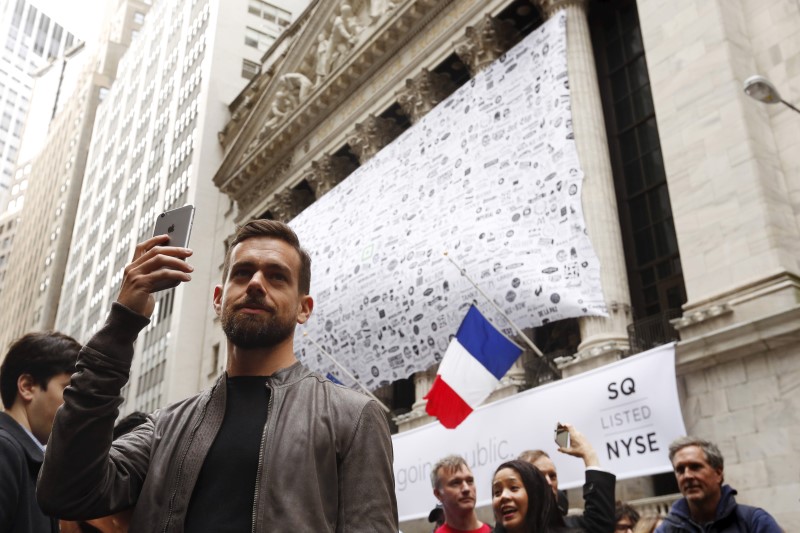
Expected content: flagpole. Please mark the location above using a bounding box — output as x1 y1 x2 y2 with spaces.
444 252 546 358
303 332 392 414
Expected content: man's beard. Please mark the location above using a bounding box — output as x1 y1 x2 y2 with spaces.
221 296 296 350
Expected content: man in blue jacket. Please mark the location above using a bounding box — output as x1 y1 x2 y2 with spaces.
657 436 782 532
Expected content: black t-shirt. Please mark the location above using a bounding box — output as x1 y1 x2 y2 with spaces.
185 376 270 532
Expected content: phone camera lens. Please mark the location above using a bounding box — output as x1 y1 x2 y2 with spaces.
160 213 165 218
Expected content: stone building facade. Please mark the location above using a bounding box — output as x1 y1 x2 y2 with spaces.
206 0 798 529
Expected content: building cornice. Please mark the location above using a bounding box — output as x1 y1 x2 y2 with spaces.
213 0 452 215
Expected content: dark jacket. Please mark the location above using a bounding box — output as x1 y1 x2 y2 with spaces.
656 485 782 533
563 469 616 533
37 303 398 532
0 412 59 533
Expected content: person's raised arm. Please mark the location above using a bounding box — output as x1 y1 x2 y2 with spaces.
557 423 600 467
557 423 616 533
37 236 192 519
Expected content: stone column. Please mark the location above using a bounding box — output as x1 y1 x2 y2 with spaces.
304 154 357 199
395 366 436 432
346 114 404 164
396 69 456 125
453 14 520 76
269 188 314 222
532 0 632 376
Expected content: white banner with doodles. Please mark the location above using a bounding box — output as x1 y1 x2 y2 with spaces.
292 12 606 388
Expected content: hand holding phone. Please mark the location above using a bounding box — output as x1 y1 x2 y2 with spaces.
554 423 570 449
148 205 195 293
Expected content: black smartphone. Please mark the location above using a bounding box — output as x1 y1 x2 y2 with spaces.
554 423 570 448
152 205 195 247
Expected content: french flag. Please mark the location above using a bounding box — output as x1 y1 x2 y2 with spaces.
425 305 523 429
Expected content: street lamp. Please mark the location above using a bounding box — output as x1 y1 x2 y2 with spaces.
743 75 800 115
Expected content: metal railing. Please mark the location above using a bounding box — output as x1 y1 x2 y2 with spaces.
627 309 681 356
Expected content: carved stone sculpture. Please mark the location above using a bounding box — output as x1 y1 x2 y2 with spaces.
369 0 396 23
329 3 362 70
396 69 457 124
315 32 332 83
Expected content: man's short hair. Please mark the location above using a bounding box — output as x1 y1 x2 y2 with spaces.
0 331 81 409
221 219 312 295
668 436 724 471
518 449 549 463
615 501 640 524
430 454 468 490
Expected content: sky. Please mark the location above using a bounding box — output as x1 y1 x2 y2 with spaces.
29 0 111 43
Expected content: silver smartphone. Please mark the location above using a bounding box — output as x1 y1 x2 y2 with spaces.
152 205 195 247
554 423 570 448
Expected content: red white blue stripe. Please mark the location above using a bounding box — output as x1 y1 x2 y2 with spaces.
425 305 523 428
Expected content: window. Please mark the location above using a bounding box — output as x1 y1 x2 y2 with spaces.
48 23 63 59
248 0 291 24
241 58 260 80
64 33 74 50
24 6 36 36
0 113 10 131
34 14 51 56
244 26 274 52
133 11 145 24
11 0 24 29
592 0 685 322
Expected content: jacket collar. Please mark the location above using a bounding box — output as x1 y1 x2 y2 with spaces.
0 411 44 464
669 484 738 523
219 360 313 389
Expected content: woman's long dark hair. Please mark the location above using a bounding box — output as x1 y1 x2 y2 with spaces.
492 460 567 532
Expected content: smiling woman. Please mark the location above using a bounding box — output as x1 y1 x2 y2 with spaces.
491 460 573 533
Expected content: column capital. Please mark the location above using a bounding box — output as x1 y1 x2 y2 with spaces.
347 115 404 164
530 0 588 19
304 154 357 198
396 69 456 125
269 188 314 223
454 14 520 76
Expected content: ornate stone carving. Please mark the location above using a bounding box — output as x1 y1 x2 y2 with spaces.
368 0 397 23
329 3 363 71
347 115 404 163
269 187 315 222
396 68 456 124
244 72 314 158
454 14 520 75
304 154 357 198
314 33 332 83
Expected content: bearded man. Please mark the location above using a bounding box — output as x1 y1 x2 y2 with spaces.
38 220 398 532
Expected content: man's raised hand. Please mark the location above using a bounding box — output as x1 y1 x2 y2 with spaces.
556 423 600 468
117 234 193 317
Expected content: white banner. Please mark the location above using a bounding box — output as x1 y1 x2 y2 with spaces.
291 12 607 389
392 343 685 521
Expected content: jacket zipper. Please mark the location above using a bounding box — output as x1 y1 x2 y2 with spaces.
251 382 274 533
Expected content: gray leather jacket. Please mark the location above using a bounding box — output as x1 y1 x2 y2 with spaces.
38 303 398 532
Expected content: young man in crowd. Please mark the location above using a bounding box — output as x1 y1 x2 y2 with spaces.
430 455 491 533
0 331 80 533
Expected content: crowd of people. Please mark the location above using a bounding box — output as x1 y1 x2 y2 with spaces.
0 220 786 532
426 429 783 533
